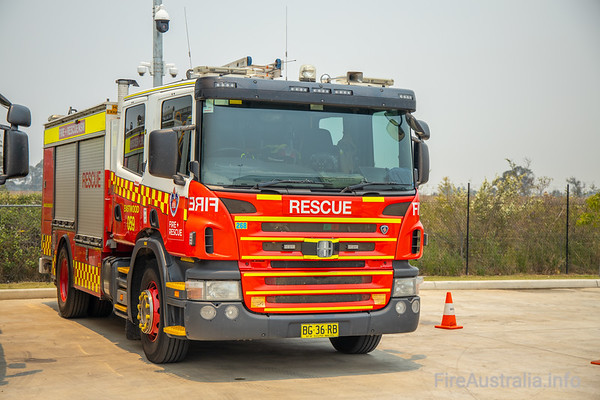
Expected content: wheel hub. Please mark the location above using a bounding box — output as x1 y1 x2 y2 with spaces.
137 284 160 339
59 258 69 302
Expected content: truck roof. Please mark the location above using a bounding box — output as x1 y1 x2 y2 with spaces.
195 76 417 111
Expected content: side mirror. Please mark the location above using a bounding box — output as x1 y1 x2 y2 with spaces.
406 114 430 141
414 141 429 186
148 129 177 179
7 104 31 128
1 129 29 184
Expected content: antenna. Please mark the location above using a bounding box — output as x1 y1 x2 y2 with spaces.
285 6 288 80
184 7 193 70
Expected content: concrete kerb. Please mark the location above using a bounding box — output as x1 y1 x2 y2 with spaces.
0 279 599 300
0 288 55 300
420 279 600 290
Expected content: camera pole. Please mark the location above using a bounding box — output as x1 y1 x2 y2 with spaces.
153 0 164 87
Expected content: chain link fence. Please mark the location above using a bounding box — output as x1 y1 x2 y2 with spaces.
0 192 47 283
415 185 600 276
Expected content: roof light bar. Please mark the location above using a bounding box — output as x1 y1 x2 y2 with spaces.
334 89 353 96
214 82 237 88
290 86 309 93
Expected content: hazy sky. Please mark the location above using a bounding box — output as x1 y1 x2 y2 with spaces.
2 0 599 192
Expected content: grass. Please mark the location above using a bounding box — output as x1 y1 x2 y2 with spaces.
423 274 598 281
0 281 55 289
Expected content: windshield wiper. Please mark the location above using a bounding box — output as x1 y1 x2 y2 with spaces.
340 181 409 193
252 179 317 190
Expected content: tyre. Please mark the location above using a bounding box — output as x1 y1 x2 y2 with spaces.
88 296 113 317
125 318 141 340
137 266 189 363
56 246 89 318
329 335 382 354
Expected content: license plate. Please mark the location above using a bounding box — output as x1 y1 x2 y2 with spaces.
301 323 339 338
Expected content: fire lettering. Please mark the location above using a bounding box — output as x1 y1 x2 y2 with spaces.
189 197 219 213
412 202 420 216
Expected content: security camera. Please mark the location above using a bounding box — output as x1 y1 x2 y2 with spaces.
137 65 147 76
166 64 178 78
154 4 170 33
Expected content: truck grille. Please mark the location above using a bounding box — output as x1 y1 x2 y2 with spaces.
262 222 376 233
270 261 364 269
267 294 370 304
265 275 371 285
234 211 402 313
241 270 393 314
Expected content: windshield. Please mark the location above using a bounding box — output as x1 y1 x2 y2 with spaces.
200 100 414 191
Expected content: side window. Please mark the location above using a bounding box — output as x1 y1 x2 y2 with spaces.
162 96 193 175
123 104 146 175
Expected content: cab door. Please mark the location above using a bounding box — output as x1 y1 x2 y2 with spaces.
112 100 147 245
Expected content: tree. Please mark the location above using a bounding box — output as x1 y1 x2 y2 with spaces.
577 192 600 227
5 159 42 192
500 159 535 196
566 177 586 197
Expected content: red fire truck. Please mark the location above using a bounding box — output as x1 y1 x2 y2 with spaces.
39 57 430 363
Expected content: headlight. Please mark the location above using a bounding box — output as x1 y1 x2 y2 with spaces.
392 278 417 297
185 280 242 301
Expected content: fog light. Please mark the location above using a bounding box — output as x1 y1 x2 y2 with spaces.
395 301 407 315
411 299 420 313
225 305 239 320
200 305 217 320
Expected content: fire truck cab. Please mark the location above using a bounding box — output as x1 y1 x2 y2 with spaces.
40 58 430 363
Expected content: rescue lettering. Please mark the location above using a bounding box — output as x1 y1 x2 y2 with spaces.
81 170 102 189
289 199 351 215
189 197 219 213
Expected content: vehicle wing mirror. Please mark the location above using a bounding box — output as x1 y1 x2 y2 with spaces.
7 104 31 128
406 114 430 141
148 129 178 179
414 141 430 186
1 129 29 184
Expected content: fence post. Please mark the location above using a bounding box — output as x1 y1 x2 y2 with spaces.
466 182 470 275
566 184 569 274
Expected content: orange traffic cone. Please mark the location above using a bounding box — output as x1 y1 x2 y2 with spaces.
435 291 463 330
592 360 600 365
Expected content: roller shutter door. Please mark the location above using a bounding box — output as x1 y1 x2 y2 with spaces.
54 143 77 223
77 137 105 240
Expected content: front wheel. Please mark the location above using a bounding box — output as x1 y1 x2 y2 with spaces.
329 335 382 354
137 266 189 363
56 246 89 318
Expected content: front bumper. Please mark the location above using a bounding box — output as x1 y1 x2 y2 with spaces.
182 296 420 341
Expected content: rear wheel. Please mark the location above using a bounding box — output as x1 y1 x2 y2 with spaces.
137 266 188 363
56 246 89 318
329 334 382 354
